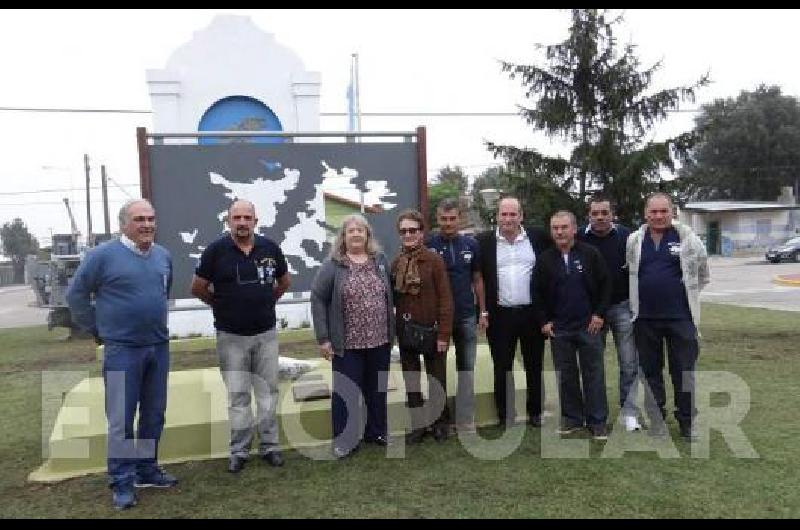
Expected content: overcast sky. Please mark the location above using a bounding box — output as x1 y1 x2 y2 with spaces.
2 9 800 244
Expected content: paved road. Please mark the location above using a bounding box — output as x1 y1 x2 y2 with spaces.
701 257 800 312
0 284 49 329
0 256 797 329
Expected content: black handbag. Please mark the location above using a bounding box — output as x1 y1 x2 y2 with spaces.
398 313 438 354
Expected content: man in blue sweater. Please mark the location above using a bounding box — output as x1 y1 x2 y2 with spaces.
67 199 176 511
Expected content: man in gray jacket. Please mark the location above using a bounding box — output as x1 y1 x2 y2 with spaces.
626 193 710 441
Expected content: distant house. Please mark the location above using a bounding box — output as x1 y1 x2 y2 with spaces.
679 188 800 255
322 192 383 239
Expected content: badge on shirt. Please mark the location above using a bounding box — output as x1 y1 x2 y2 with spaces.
462 250 473 264
668 242 681 257
259 257 276 285
573 259 584 273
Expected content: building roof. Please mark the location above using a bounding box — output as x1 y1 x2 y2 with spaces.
323 191 383 214
682 201 800 213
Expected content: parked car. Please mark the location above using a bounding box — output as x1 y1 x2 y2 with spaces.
765 236 800 263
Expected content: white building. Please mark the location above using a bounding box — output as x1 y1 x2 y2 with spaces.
679 187 800 256
146 15 322 336
146 15 321 137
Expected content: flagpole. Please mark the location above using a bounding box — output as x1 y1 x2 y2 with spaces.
353 53 361 134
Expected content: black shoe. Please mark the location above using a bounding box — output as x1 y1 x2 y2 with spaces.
648 421 669 439
228 456 247 473
364 435 389 446
262 451 284 467
556 423 584 435
589 423 609 441
679 422 698 442
405 428 427 445
432 425 449 442
496 418 517 429
528 415 542 428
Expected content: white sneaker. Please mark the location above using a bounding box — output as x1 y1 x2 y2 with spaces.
622 415 642 432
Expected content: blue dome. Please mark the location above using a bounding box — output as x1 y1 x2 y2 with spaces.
198 96 283 144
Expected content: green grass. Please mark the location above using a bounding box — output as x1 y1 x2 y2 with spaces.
1 304 798 518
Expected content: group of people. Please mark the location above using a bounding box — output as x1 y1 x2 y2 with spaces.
66 191 709 510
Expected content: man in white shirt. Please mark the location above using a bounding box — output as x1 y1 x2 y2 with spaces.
476 197 553 428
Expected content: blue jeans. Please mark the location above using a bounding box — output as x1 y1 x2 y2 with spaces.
602 300 640 416
217 329 280 458
102 342 169 488
550 330 608 428
331 343 390 452
452 315 478 425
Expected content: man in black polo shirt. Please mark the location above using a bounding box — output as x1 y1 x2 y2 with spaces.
578 194 641 432
426 198 488 434
191 199 291 472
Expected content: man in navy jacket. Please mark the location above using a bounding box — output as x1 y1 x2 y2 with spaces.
535 210 611 440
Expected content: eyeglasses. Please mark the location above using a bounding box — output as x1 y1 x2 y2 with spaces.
398 227 420 235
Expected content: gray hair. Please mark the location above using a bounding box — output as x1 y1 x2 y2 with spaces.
645 192 674 210
551 210 577 227
118 199 154 228
329 214 382 261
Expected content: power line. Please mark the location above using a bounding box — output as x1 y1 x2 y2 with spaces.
0 184 139 196
0 106 151 114
0 106 707 115
0 200 95 207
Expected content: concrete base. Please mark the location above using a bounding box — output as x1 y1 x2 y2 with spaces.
29 345 542 482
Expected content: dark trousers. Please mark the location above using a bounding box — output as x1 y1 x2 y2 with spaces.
488 305 545 423
551 330 608 428
331 343 390 452
400 345 450 431
102 342 169 488
634 319 698 425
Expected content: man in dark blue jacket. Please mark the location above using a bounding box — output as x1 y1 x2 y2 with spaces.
578 194 641 432
535 210 611 440
67 199 176 510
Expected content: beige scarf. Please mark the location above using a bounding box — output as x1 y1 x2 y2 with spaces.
394 245 424 296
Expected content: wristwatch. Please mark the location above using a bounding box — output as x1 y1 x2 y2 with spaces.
480 311 489 317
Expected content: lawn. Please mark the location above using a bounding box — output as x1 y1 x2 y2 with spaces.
0 303 798 518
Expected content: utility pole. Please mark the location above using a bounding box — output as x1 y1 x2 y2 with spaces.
83 154 93 246
101 165 110 235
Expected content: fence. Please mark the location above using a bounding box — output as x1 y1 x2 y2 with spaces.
0 264 15 286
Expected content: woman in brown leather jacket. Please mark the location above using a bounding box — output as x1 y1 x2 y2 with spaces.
391 209 453 444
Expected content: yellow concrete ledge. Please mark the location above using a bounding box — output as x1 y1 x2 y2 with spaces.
30 346 530 483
